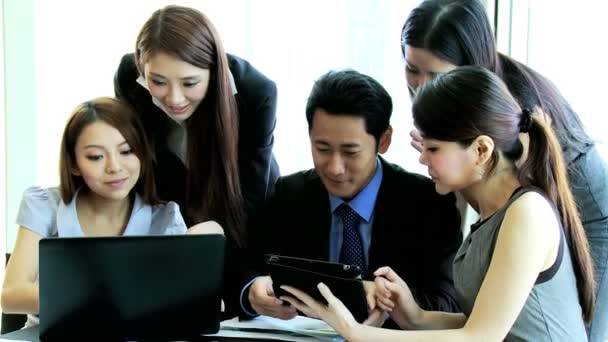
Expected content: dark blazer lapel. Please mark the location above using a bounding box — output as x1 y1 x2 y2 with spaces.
304 175 333 261
366 157 414 278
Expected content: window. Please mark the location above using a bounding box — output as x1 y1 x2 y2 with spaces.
496 0 608 156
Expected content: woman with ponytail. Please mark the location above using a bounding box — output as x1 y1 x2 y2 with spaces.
400 1 608 339
281 67 594 342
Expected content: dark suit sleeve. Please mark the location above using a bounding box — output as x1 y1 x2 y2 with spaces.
222 232 254 319
234 176 284 318
114 53 137 102
413 192 462 313
232 82 280 318
238 80 279 218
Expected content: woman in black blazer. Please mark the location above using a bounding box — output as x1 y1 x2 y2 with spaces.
114 5 279 317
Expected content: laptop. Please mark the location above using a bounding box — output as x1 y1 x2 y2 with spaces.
38 234 225 341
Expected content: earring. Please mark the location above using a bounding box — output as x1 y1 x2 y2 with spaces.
475 167 485 180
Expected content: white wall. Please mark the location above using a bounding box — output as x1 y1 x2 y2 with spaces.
7 0 605 252
527 0 608 144
33 0 424 191
4 0 36 256
496 0 608 149
0 0 424 251
1 0 6 259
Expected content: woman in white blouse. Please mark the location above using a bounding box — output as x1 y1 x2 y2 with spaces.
1 97 222 327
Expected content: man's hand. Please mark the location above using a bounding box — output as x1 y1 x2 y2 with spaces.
248 276 297 319
363 308 386 327
362 281 388 327
373 266 423 330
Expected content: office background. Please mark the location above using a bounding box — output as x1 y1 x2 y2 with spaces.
1 0 607 273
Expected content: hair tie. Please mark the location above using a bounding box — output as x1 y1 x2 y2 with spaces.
84 101 96 110
519 108 533 133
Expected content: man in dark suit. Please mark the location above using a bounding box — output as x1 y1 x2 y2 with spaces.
240 70 462 321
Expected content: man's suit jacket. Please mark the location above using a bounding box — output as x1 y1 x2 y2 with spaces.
246 158 463 313
114 52 280 318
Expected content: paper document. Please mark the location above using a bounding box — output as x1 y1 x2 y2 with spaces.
208 315 344 341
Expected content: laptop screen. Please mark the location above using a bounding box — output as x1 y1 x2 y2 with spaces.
38 234 225 341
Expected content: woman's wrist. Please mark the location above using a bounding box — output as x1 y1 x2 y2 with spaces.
343 321 364 342
411 308 430 329
397 307 427 330
405 309 467 331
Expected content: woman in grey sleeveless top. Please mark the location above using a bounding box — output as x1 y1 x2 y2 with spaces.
454 187 587 341
400 1 608 339
280 67 595 342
